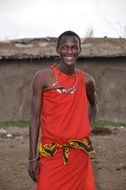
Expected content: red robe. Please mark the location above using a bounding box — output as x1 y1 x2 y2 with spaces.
36 65 95 190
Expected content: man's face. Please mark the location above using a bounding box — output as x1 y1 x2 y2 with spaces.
56 36 81 66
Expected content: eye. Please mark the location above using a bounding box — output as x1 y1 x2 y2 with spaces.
61 45 67 51
72 46 78 51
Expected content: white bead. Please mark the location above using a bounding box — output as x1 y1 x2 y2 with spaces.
55 72 78 94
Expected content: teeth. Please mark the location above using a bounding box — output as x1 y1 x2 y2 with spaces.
65 57 73 60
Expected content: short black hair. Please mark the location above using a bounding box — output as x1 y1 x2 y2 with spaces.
57 31 81 48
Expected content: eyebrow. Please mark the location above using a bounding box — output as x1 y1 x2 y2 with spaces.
61 43 78 47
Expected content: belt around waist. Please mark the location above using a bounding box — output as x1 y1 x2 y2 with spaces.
38 137 95 164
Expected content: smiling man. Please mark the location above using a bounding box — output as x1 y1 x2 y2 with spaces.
28 31 97 190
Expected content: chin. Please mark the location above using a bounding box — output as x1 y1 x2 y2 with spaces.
65 61 75 66
63 58 77 66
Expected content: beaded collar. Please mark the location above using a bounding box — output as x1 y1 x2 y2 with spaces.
53 66 78 94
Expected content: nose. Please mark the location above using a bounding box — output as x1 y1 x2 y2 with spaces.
67 47 73 55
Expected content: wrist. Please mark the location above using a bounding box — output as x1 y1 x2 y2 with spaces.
29 154 39 162
29 156 39 162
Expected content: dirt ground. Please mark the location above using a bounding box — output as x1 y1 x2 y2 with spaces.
0 126 126 190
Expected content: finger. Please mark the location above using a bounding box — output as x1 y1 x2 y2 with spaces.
31 173 37 182
28 169 37 182
34 166 40 182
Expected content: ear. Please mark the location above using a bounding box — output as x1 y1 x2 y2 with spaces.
56 46 60 54
78 47 81 54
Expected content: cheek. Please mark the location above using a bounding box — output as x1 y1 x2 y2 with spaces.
61 51 79 56
72 51 79 56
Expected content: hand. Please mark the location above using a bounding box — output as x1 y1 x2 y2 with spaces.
28 160 40 182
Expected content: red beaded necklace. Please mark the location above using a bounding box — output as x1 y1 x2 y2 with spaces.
55 71 78 94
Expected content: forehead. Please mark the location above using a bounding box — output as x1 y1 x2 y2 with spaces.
59 35 79 46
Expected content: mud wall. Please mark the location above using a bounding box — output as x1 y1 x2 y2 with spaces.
79 57 126 122
0 57 126 122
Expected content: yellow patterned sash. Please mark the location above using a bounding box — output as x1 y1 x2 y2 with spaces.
38 137 95 164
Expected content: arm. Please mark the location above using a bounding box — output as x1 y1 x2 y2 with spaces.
85 74 98 126
28 72 44 182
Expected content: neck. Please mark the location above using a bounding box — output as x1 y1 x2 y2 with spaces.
59 62 76 75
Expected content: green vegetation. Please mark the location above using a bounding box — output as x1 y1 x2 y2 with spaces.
0 120 126 128
93 120 126 128
0 120 29 128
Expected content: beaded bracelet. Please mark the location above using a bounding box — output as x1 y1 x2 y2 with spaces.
29 156 39 162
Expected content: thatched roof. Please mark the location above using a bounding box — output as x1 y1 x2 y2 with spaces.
0 37 126 59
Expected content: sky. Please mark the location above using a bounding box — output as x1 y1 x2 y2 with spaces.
0 0 126 40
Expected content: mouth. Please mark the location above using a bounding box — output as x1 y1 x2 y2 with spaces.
64 56 75 61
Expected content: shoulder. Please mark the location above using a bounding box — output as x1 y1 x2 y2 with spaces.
33 68 50 80
32 68 50 89
32 68 51 83
75 68 92 81
81 70 96 90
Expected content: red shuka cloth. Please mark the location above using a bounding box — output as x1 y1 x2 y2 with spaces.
36 65 95 190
